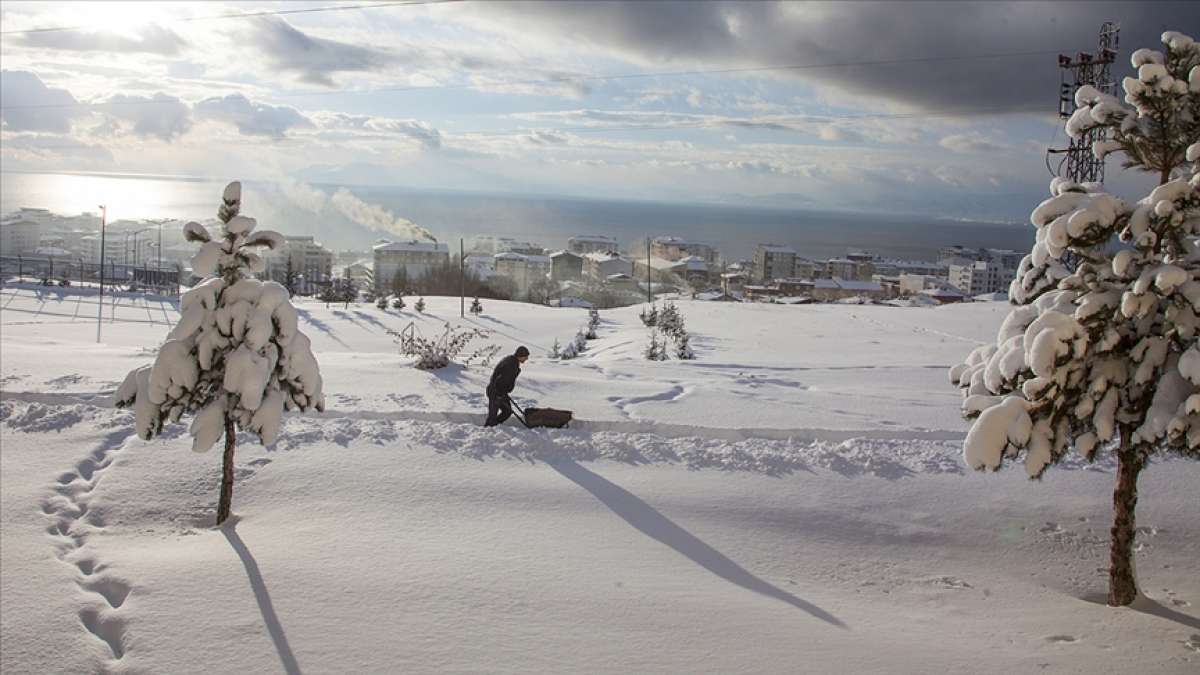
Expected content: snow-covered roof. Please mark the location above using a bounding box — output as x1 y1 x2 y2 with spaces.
758 244 796 254
921 287 964 298
606 273 633 281
374 240 447 253
568 235 617 244
548 250 581 259
813 278 884 291
652 236 688 245
496 252 551 264
583 251 626 263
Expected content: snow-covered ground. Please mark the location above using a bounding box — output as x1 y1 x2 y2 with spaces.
2 284 1197 673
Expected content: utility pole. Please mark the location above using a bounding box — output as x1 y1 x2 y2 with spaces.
646 237 652 305
459 238 465 318
1047 22 1120 184
96 205 106 343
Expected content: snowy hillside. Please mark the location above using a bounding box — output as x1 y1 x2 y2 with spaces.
2 284 1197 673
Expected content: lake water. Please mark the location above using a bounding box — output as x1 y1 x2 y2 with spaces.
1 171 1034 261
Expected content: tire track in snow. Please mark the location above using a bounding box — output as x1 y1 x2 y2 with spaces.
41 428 136 666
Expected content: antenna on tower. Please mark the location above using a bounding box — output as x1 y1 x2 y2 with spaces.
1046 21 1120 184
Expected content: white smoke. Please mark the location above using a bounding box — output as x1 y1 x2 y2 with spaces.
330 187 435 242
278 177 328 214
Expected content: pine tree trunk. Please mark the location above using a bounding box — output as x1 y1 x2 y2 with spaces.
1108 426 1143 606
216 415 236 525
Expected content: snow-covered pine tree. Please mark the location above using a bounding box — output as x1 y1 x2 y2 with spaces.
318 282 338 308
644 330 667 361
659 301 680 337
560 340 578 360
550 338 561 359
951 31 1199 607
415 297 426 313
341 279 358 308
586 307 600 339
573 328 588 354
114 181 324 526
470 296 483 315
640 304 658 327
376 295 389 310
674 329 695 360
392 296 406 311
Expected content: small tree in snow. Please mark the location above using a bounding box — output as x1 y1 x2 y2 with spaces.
392 296 406 311
560 340 578 360
573 328 588 354
640 304 658 327
550 338 561 359
115 182 324 526
644 330 667 361
659 301 682 337
470 296 483 315
674 329 695 360
376 295 389 310
586 307 600 339
317 282 338 308
951 32 1199 607
415 297 426 313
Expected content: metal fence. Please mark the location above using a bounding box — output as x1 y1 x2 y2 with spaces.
0 255 182 296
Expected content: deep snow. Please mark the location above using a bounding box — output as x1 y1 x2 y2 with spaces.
2 285 1197 674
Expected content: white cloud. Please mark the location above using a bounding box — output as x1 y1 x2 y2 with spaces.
0 70 85 134
194 94 312 139
939 133 1004 154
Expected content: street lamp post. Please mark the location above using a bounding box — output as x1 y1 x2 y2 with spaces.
97 205 107 343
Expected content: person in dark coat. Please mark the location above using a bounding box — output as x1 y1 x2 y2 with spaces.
485 346 529 426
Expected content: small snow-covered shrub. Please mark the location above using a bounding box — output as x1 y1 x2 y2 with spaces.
644 331 668 361
392 296 406 311
639 304 658 327
550 338 561 359
376 295 389 310
674 330 695 360
586 308 600 339
415 297 426 313
391 321 499 370
114 181 323 525
573 328 588 354
470 296 483 315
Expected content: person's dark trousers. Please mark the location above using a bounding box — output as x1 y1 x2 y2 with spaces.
485 392 513 427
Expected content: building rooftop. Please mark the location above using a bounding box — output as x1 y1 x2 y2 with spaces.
374 240 447 253
758 244 796 254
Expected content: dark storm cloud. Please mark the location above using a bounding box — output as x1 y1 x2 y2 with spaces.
479 1 1200 113
17 24 186 55
253 17 394 87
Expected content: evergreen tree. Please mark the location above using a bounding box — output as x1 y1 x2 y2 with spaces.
376 295 389 310
573 328 588 354
560 340 578 360
317 282 338 308
470 296 483 315
550 338 561 359
392 296 406 311
674 329 695 360
115 181 324 525
415 297 426 313
640 304 658 327
644 330 667 361
951 31 1199 607
586 307 600 339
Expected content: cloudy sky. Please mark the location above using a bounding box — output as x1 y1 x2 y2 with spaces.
1 1 1194 221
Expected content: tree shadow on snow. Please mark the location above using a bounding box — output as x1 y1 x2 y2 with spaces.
1080 593 1200 630
296 309 349 349
223 524 304 675
549 459 847 628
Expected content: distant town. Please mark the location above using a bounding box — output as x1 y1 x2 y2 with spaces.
1 207 1019 308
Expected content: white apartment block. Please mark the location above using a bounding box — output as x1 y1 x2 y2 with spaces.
0 219 41 256
493 252 551 298
949 260 1015 296
264 236 335 293
583 251 634 282
753 244 796 283
567 235 619 256
651 236 718 263
373 240 449 291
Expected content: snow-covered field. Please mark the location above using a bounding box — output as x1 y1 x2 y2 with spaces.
2 284 1197 673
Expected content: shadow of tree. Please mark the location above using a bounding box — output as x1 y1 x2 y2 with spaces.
296 308 349 349
550 459 847 628
223 525 304 675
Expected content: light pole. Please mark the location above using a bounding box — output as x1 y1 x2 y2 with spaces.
130 227 153 266
97 205 106 343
